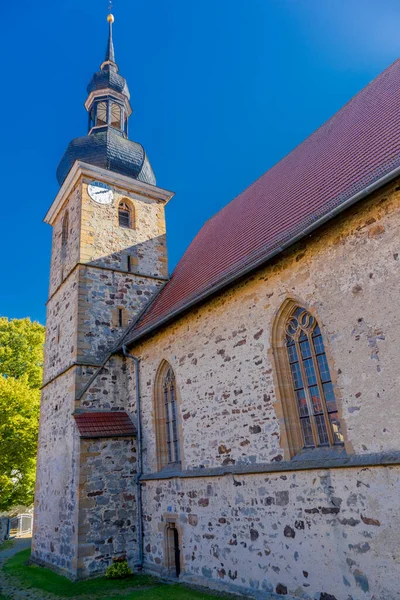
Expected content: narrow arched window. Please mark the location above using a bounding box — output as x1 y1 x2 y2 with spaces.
96 101 107 126
163 366 180 465
118 200 133 229
111 103 121 129
62 211 69 248
272 301 344 458
285 307 343 449
154 362 181 470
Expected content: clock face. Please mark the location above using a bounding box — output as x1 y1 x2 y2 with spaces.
88 181 114 205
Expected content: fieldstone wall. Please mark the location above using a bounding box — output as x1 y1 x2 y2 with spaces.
123 179 400 598
80 178 168 278
32 369 79 576
34 169 171 579
142 465 399 599
77 437 138 578
76 267 164 363
49 183 81 296
44 268 79 382
134 180 400 473
77 355 133 410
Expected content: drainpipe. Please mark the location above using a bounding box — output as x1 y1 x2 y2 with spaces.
122 345 144 571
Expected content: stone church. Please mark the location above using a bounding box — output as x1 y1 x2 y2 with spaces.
32 13 400 600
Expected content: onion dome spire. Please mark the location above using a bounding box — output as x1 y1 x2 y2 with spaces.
102 14 117 72
56 12 156 188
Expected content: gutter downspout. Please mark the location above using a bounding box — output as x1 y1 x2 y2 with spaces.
122 345 144 571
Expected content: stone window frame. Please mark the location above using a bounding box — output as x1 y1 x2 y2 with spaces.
118 198 135 229
271 298 346 460
153 360 183 471
111 306 129 329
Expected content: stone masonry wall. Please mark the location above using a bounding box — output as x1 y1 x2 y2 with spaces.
120 180 400 599
80 178 168 278
78 355 134 410
49 183 81 297
44 268 79 382
77 437 138 578
32 369 80 577
77 268 164 363
133 180 400 473
142 466 400 599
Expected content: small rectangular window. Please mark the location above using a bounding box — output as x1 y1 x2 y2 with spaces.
118 308 123 328
127 256 131 272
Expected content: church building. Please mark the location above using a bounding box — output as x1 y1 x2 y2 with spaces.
32 13 400 600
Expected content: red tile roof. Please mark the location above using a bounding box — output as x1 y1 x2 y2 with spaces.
74 412 137 438
126 59 400 345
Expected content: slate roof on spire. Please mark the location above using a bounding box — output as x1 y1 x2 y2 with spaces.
123 58 400 346
103 17 117 70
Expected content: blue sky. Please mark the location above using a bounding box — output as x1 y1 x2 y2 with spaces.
0 0 399 324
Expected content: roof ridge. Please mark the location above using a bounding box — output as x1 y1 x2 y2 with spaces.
195 58 400 232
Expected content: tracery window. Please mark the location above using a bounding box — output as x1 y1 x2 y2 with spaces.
111 103 121 129
285 307 343 449
118 200 133 229
154 361 181 470
96 101 107 126
163 367 180 465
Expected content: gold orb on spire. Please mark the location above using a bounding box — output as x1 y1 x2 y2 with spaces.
107 13 115 23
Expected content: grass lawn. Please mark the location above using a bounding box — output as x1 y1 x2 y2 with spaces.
2 550 228 600
0 540 14 552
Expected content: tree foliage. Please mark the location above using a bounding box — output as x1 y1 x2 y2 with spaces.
0 318 45 511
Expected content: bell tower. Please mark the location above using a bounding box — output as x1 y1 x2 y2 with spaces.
32 14 173 579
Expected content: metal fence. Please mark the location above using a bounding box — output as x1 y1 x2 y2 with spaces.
9 514 33 538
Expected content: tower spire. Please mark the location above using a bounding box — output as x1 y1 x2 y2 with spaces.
101 13 118 72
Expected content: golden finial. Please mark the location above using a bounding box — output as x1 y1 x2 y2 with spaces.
107 13 115 23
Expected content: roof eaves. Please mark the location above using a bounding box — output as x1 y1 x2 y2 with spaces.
121 160 400 350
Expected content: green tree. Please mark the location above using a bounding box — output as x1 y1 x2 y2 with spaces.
0 318 45 511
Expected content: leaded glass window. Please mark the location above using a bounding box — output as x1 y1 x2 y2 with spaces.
285 307 343 449
111 103 121 129
96 101 107 126
163 367 180 464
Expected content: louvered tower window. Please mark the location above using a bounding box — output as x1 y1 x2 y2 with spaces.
111 103 122 128
285 307 343 448
96 102 107 126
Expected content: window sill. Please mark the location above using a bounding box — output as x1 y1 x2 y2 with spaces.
291 445 346 463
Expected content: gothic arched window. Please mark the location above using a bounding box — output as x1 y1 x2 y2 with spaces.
96 101 107 126
118 200 134 229
154 362 181 470
111 103 121 129
272 301 344 458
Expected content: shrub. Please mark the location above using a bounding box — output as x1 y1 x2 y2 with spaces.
105 559 133 580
